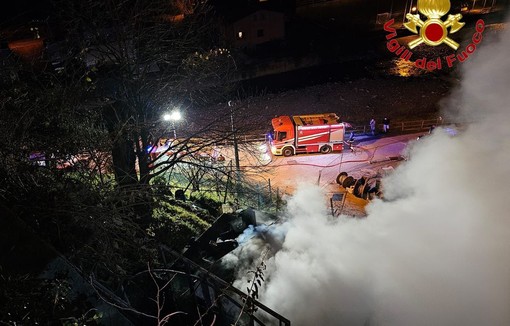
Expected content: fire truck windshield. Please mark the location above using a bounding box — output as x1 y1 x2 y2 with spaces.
276 131 287 141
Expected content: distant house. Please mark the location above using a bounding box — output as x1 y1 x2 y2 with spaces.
225 10 285 48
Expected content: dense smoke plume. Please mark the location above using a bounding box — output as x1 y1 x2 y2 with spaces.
224 17 510 326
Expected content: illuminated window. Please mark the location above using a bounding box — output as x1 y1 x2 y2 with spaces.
237 31 243 39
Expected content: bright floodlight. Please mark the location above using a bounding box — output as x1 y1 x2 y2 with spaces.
170 110 181 121
162 110 181 121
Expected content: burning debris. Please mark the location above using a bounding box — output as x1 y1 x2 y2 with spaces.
336 171 383 201
182 207 284 270
183 208 258 265
144 207 291 326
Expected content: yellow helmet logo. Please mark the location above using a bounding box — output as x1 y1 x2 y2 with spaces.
404 0 465 50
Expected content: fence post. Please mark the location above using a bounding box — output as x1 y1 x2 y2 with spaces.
257 184 262 209
401 122 404 131
276 188 280 212
268 178 272 204
223 160 233 204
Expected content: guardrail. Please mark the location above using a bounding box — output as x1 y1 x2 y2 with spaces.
396 118 444 132
349 118 445 135
236 118 446 144
241 134 268 143
222 134 268 146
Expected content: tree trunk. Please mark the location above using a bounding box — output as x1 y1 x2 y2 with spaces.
111 137 138 187
138 129 151 186
104 103 153 226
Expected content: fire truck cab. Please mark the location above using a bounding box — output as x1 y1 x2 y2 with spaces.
270 113 346 156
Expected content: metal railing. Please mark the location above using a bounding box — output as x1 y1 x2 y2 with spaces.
395 118 444 132
233 118 446 144
223 134 268 146
347 117 445 135
161 246 291 326
241 134 268 143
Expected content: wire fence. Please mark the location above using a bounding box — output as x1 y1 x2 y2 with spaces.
160 160 284 215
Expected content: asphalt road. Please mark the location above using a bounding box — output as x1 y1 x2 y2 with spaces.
236 131 425 216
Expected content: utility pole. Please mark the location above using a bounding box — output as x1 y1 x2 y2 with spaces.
228 101 241 187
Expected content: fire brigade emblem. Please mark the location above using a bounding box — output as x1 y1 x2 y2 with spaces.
404 0 465 50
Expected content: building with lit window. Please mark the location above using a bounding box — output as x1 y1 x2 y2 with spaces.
224 9 286 49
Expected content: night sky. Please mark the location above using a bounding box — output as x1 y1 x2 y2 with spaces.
0 0 51 24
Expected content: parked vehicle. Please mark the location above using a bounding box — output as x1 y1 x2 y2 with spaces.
269 113 347 156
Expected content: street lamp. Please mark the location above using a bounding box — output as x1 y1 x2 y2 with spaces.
162 110 182 139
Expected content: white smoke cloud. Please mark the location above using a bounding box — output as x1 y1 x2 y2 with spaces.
226 17 510 326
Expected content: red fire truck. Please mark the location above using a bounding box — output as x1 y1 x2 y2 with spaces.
270 113 347 156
